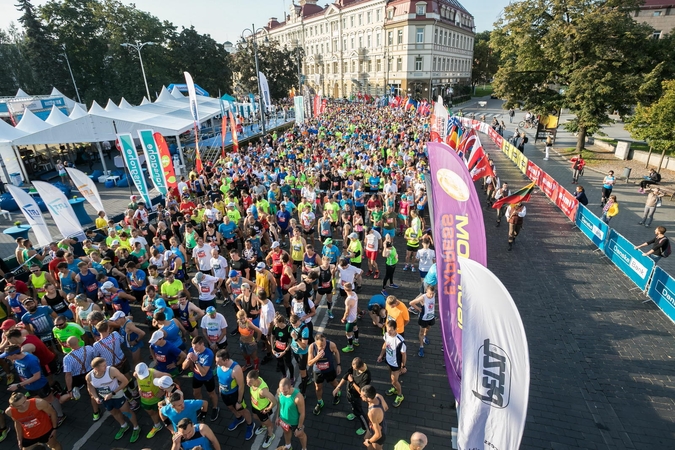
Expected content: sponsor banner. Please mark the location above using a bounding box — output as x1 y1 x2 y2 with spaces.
458 257 529 450
508 144 520 165
65 168 106 216
138 130 168 196
539 172 559 201
154 133 177 191
117 133 152 206
184 71 203 172
604 228 654 290
575 204 609 251
6 185 53 247
501 137 510 156
294 96 305 124
555 187 579 222
228 110 239 153
259 72 271 111
487 126 504 149
427 141 488 402
647 267 675 323
526 160 543 186
516 152 528 175
32 181 86 241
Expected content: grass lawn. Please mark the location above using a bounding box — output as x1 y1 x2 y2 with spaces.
473 85 494 97
595 137 650 152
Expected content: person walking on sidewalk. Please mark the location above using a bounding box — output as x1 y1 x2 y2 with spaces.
506 202 526 251
601 195 619 224
571 154 586 184
635 226 671 264
544 135 552 160
639 187 665 227
508 108 515 123
600 171 615 207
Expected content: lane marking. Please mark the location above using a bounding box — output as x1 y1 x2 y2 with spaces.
71 411 111 450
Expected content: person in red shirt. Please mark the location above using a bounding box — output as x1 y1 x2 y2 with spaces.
47 250 66 290
6 392 62 450
4 273 29 295
180 197 196 216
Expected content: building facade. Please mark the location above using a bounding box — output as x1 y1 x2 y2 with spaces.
262 0 474 99
633 1 675 38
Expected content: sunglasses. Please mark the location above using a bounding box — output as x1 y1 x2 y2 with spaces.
55 322 67 328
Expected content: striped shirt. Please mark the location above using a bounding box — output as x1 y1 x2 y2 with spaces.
63 345 95 376
93 332 126 366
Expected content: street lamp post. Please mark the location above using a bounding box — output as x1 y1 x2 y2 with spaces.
241 24 267 135
61 44 82 104
121 40 155 100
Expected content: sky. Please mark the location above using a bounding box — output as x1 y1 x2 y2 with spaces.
0 0 511 42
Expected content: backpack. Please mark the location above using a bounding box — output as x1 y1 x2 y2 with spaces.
660 238 671 258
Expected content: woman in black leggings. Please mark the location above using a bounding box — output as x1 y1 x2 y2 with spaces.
381 239 398 296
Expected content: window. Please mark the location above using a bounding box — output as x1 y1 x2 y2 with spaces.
358 14 362 25
326 64 330 74
351 16 354 27
397 29 403 44
351 61 356 72
433 57 437 71
359 36 363 48
654 11 662 16
653 30 662 39
351 37 355 49
396 57 402 71
387 9 394 20
387 58 392 71
367 12 372 23
367 60 372 72
415 57 422 71
376 32 381 46
343 38 347 50
367 35 371 48
376 59 382 72
321 44 324 53
342 18 346 28
343 62 348 73
320 24 323 34
416 27 424 43
416 3 427 15
333 39 337 52
377 10 381 21
388 31 393 45
444 31 448 46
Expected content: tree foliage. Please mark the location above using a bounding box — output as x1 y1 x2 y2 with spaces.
471 31 499 89
490 0 665 151
626 80 675 154
231 38 302 100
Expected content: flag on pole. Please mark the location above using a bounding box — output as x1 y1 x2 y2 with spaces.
154 132 178 192
228 110 239 153
32 181 86 241
184 71 203 173
219 99 227 159
117 133 153 206
492 181 536 210
7 185 53 247
259 72 271 111
467 142 486 171
470 156 496 181
65 167 106 215
138 130 169 197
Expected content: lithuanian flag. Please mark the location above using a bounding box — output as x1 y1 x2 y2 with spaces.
492 181 536 210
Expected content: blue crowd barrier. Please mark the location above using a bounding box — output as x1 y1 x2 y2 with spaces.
575 205 609 252
647 267 675 323
604 229 655 291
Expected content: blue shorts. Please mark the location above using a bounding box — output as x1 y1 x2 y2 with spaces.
382 229 395 239
103 396 126 411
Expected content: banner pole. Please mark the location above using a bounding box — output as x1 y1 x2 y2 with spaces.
113 120 135 198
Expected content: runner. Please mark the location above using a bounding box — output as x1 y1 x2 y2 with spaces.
276 377 308 450
307 332 342 416
133 362 168 438
5 392 62 450
149 329 186 377
182 336 220 422
200 306 228 351
215 349 256 440
333 356 372 436
361 384 389 450
341 282 360 352
289 314 311 395
245 369 277 448
171 417 220 450
377 320 407 408
408 286 436 357
271 314 295 381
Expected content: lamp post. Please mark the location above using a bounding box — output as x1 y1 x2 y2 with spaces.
241 24 267 135
121 40 155 100
61 44 82 104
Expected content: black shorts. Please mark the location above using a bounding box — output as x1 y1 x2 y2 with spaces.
42 358 59 377
225 239 238 251
313 369 337 384
302 228 315 236
192 376 216 392
220 391 246 409
418 317 436 328
317 287 332 295
293 352 308 371
28 383 52 399
406 245 419 253
71 373 87 389
387 363 401 373
20 428 53 447
351 260 362 269
253 406 270 423
372 432 387 446
293 260 302 269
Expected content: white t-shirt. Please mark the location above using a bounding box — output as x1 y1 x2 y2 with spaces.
365 230 382 252
192 245 212 271
210 255 228 280
384 333 406 368
203 208 219 223
416 248 435 272
133 209 149 224
337 265 362 287
291 298 315 323
301 211 316 229
196 275 219 300
200 313 228 344
259 300 276 335
130 236 148 248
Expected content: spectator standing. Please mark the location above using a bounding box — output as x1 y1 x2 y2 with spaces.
601 195 619 224
600 170 615 207
638 187 664 227
570 154 585 184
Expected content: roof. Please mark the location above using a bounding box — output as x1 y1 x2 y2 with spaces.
641 0 675 8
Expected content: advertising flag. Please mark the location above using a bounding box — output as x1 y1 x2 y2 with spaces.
184 71 203 173
117 133 152 206
7 185 53 247
492 181 536 210
457 257 530 450
259 72 271 111
427 141 488 402
65 167 106 215
138 130 168 196
430 96 448 143
32 181 86 241
220 100 227 158
228 111 239 153
153 132 177 191
294 96 305 124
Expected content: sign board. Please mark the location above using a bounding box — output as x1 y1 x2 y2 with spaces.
575 205 609 251
615 141 631 160
647 267 675 323
555 187 579 222
604 229 654 290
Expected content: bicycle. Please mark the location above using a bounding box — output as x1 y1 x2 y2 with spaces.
518 118 539 129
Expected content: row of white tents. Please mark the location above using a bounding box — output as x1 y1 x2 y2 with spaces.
0 86 252 184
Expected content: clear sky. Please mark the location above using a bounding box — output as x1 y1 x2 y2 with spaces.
0 0 511 42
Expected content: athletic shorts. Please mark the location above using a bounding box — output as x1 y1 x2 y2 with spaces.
102 396 127 411
387 363 401 373
317 287 332 295
419 317 436 328
303 228 315 236
293 260 302 269
313 369 337 384
20 428 53 447
240 341 258 355
365 250 378 261
220 391 246 409
345 321 357 333
27 383 52 399
406 245 419 253
141 400 161 411
192 376 216 392
293 352 308 371
253 406 270 423
382 228 395 239
373 432 387 446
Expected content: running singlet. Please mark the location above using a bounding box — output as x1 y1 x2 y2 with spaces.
421 294 435 321
180 424 213 450
10 398 52 439
250 378 271 411
310 341 335 373
217 361 240 395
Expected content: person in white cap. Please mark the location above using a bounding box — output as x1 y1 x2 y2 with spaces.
192 272 221 310
254 262 277 301
200 306 228 352
133 362 170 439
149 330 186 378
110 310 146 367
153 375 182 410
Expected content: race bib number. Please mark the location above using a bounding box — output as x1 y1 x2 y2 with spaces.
141 390 154 399
322 281 331 288
155 354 166 362
87 283 98 292
197 251 206 258
317 361 330 371
275 341 287 351
201 286 210 293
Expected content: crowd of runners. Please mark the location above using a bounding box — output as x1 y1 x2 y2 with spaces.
0 102 441 450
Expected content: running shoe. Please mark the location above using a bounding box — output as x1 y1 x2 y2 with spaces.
423 336 430 345
356 428 367 436
0 427 8 442
71 386 81 401
342 345 354 353
146 423 163 439
394 395 404 407
353 339 359 347
418 347 425 358
333 391 341 405
130 427 140 443
386 387 398 396
245 423 256 440
366 270 373 277
242 363 253 372
381 289 388 296
411 266 416 272
408 306 419 315
256 425 267 435
115 424 130 440
56 415 67 428
210 407 220 422
313 400 324 415
403 264 409 271
262 432 276 448
328 310 334 320
347 413 356 421
374 271 380 279
228 416 246 431
389 284 399 289
92 411 101 422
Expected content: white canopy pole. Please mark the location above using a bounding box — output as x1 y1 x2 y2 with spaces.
175 135 186 167
95 142 109 174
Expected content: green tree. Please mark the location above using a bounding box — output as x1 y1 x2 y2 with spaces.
626 79 675 162
0 25 35 96
471 31 499 90
491 0 656 151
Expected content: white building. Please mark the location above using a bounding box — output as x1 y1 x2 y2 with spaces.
261 0 474 99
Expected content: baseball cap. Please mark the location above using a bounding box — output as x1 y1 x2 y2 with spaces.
206 306 216 314
349 232 359 239
149 330 164 345
229 270 238 278
324 238 333 245
0 345 21 358
111 239 120 246
1 319 17 331
135 362 150 379
110 311 126 321
195 272 205 283
101 281 114 291
154 298 167 310
153 375 174 389
101 259 112 265
164 250 174 259
255 262 266 272
227 202 235 207
271 241 280 249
